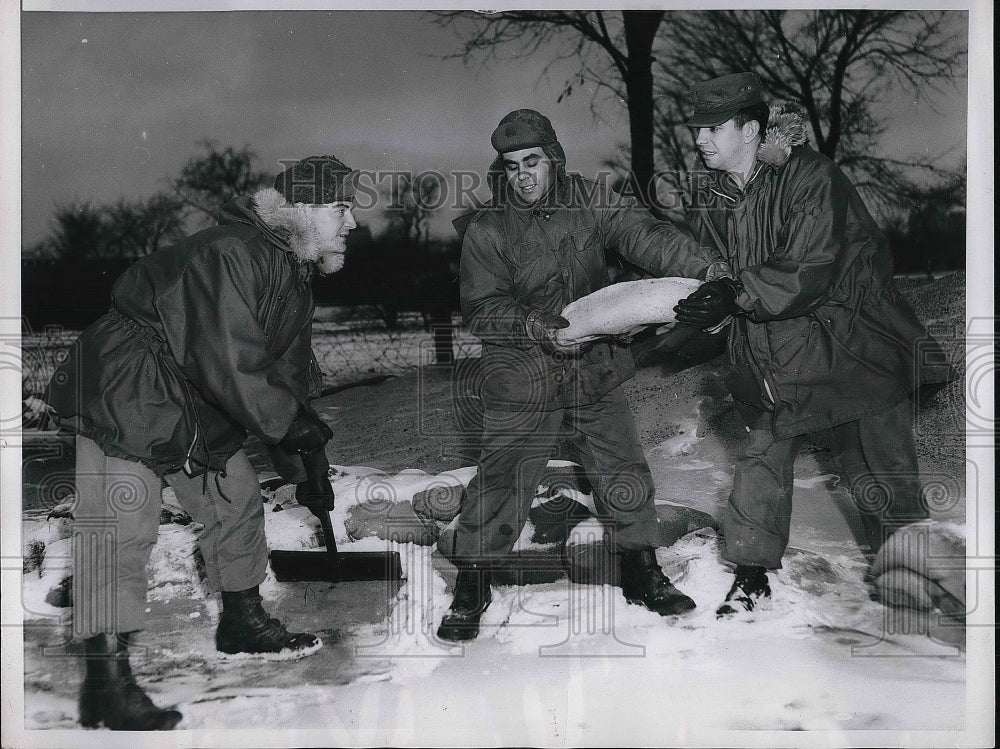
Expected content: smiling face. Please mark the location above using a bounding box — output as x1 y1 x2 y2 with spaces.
502 147 554 205
300 202 357 275
694 118 759 182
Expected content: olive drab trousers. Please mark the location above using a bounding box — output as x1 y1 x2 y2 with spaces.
451 387 662 564
721 398 929 568
71 436 268 638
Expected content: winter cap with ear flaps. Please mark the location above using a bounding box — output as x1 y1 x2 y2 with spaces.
491 109 561 154
274 155 357 204
685 72 765 128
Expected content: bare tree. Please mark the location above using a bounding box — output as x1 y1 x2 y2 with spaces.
385 172 443 245
42 202 108 260
105 193 187 257
171 140 272 226
651 10 967 212
433 10 666 207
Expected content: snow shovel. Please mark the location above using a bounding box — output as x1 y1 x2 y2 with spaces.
269 449 403 583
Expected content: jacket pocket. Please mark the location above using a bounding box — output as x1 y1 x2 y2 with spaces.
766 316 815 370
566 228 596 253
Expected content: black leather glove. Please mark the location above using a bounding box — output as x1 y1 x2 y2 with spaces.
279 407 333 454
295 448 336 512
673 278 741 328
525 309 573 355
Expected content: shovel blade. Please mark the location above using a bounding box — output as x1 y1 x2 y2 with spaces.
270 550 403 583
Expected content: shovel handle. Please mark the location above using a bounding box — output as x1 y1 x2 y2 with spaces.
313 504 340 581
302 448 340 582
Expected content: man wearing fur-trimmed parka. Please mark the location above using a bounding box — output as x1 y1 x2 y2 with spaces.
672 73 953 617
46 155 359 730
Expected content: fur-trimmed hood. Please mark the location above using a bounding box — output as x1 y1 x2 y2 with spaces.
757 102 810 168
247 186 326 265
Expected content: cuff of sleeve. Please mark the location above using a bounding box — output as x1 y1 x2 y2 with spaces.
734 289 752 314
704 261 735 282
524 308 543 342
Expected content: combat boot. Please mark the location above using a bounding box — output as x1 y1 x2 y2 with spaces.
216 586 321 657
437 567 493 642
78 632 183 730
716 564 771 617
619 549 696 616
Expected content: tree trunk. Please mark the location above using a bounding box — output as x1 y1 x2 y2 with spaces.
621 11 664 209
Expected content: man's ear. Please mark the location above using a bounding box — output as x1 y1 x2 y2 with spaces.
742 120 760 143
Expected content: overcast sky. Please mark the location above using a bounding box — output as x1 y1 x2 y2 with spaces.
16 8 974 249
19 10 636 246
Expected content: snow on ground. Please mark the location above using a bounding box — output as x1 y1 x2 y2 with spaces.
19 460 969 745
13 273 985 746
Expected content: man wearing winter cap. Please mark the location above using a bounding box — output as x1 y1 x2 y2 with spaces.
672 73 953 617
47 154 360 729
438 108 729 641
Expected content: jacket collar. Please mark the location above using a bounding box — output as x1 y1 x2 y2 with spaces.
451 169 573 239
246 187 327 265
217 186 329 273
511 172 573 224
701 103 809 199
756 102 809 169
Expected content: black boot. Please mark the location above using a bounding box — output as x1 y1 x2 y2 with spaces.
78 632 183 730
716 565 771 617
216 586 321 657
619 549 696 616
437 567 493 642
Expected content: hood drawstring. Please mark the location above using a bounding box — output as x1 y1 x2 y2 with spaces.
178 378 221 497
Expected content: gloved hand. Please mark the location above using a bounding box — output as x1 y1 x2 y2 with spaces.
525 309 573 355
673 278 741 328
295 448 336 512
279 407 333 454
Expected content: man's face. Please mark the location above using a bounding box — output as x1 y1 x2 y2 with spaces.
301 202 357 275
694 119 756 176
502 147 554 205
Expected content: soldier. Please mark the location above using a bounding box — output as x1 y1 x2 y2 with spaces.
47 155 356 728
673 73 952 616
440 109 729 641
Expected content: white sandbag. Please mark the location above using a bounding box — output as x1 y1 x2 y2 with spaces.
869 520 966 616
556 277 702 344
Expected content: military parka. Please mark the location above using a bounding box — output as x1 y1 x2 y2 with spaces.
685 105 953 439
459 173 725 411
47 188 325 475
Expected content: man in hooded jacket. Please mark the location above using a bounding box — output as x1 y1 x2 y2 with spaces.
437 109 730 642
672 73 954 617
46 155 359 730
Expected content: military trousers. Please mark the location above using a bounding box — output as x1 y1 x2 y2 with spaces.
721 398 929 568
451 387 662 565
71 436 267 638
